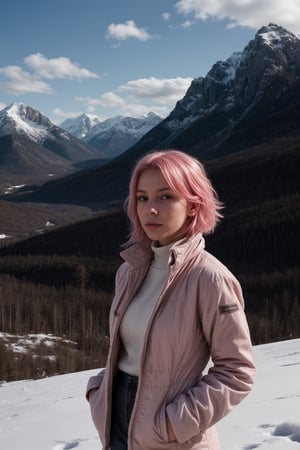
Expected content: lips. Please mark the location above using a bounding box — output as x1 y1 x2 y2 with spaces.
145 222 162 229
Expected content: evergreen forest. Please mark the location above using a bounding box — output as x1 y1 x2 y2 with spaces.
0 138 299 382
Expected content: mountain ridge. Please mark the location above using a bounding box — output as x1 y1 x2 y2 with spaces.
117 22 300 160
60 112 162 158
8 23 300 208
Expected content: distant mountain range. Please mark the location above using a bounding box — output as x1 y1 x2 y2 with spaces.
0 103 108 193
0 23 298 366
9 23 300 209
60 112 162 158
0 104 161 194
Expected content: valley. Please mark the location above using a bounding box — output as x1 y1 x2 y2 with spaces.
0 23 299 382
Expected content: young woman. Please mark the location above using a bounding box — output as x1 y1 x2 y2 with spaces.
86 150 255 450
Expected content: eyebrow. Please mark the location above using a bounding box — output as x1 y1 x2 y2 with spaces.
136 187 171 193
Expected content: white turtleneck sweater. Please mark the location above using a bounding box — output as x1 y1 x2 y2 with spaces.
118 242 172 376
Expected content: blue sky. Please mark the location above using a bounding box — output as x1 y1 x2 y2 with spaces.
1 0 300 123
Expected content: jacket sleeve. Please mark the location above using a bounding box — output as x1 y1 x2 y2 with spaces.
165 270 256 443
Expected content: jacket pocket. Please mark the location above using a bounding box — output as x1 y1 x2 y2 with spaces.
131 399 175 448
153 398 208 449
89 381 107 445
153 402 169 443
88 387 98 406
153 405 204 448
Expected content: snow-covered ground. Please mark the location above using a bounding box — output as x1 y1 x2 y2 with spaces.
0 332 76 355
0 339 299 450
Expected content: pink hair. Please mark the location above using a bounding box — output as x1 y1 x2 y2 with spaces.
125 150 223 245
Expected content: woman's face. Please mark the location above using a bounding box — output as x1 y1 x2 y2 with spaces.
136 168 193 246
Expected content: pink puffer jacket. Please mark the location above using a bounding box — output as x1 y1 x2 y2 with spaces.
87 233 255 449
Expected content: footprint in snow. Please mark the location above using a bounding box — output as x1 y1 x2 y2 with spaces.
53 441 79 450
243 421 300 449
272 421 300 442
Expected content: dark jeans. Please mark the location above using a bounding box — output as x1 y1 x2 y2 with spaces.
110 370 138 450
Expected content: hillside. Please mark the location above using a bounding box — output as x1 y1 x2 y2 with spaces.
0 136 299 375
0 200 93 245
0 339 299 450
0 23 299 382
2 135 299 263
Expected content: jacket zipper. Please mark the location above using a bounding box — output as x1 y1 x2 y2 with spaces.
104 267 150 448
127 267 176 449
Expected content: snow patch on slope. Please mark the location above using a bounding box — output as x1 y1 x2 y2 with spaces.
0 103 51 143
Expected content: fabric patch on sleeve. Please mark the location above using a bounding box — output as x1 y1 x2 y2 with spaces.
219 303 239 314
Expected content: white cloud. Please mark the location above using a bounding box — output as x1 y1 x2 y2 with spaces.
76 93 141 117
76 92 126 108
0 66 52 95
76 77 192 118
52 108 83 119
175 0 300 33
162 12 171 21
106 20 152 41
24 53 99 80
118 76 193 104
0 102 7 111
119 102 154 117
86 105 96 113
0 54 98 96
181 20 195 28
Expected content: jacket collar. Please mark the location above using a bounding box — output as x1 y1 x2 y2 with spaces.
120 232 205 270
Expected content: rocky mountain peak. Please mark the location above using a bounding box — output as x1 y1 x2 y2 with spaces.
243 23 300 73
60 113 102 139
256 23 299 48
0 103 54 130
167 23 300 133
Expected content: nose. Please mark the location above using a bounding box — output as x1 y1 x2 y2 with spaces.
148 207 158 216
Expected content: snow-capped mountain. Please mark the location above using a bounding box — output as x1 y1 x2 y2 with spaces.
0 103 103 158
114 22 300 161
0 103 54 143
60 113 103 140
166 23 300 135
0 103 107 193
5 23 300 208
61 112 162 157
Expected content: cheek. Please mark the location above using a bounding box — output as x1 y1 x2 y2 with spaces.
136 205 143 222
174 207 189 222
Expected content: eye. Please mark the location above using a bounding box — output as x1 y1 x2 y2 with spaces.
161 194 172 200
137 195 147 202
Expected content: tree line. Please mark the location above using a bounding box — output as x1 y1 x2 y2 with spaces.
0 273 111 381
0 139 299 382
0 252 299 381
